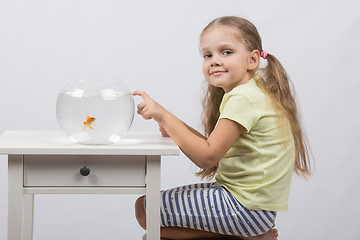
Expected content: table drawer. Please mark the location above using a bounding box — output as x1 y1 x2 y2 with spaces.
24 155 146 187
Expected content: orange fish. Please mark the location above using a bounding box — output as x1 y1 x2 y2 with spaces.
83 115 96 132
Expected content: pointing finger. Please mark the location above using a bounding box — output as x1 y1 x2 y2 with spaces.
132 91 150 100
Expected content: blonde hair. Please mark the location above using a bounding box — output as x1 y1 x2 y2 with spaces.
197 16 312 180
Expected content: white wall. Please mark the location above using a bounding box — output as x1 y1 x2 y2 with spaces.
1 0 359 239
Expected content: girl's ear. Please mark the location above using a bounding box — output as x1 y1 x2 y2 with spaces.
248 50 260 71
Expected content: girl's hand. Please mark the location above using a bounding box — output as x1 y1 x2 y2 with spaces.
132 91 168 124
158 123 170 137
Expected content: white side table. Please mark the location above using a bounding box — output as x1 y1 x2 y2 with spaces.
0 131 179 240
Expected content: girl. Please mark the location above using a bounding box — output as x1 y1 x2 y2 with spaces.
133 16 311 240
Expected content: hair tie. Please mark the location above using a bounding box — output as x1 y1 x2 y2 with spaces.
260 50 268 59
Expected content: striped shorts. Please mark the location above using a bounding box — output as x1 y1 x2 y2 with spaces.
158 182 276 237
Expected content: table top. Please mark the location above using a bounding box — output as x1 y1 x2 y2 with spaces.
0 131 179 156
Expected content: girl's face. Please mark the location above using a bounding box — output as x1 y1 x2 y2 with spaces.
200 25 258 93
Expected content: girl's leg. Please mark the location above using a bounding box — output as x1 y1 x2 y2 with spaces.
136 195 227 239
135 195 146 229
135 195 278 240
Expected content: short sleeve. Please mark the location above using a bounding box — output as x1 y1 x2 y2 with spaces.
219 94 258 133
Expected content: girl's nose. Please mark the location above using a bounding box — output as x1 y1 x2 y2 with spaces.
210 55 222 67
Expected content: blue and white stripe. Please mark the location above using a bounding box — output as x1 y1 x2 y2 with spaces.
159 183 276 237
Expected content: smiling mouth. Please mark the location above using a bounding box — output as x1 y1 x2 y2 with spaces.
210 70 227 76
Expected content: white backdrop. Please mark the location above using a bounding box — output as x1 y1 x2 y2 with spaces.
1 0 359 239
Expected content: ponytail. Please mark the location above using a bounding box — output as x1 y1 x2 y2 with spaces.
196 84 224 180
259 53 312 178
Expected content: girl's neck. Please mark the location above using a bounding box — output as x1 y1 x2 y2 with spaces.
223 74 255 93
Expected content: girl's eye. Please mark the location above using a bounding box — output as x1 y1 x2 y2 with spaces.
203 53 212 59
223 50 232 55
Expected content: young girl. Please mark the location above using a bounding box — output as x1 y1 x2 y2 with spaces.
133 16 311 240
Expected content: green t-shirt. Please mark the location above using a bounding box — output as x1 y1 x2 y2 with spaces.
215 76 295 211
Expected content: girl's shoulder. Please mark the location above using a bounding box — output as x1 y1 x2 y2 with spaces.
225 79 266 104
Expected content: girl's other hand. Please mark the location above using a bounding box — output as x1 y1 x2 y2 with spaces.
158 123 170 137
132 91 168 124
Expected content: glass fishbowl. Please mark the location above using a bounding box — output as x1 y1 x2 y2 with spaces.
56 79 134 144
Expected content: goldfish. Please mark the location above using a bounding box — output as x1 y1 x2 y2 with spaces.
83 115 96 132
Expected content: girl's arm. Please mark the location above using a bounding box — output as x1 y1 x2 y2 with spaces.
158 122 206 140
133 91 243 169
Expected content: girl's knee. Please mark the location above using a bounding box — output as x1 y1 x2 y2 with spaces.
135 195 146 229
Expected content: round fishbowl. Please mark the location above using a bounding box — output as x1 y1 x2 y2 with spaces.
56 79 134 144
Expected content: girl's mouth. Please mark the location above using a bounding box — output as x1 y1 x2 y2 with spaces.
210 70 227 76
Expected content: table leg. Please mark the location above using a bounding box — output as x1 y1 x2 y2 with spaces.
8 155 24 240
145 155 161 240
8 155 33 240
23 194 34 240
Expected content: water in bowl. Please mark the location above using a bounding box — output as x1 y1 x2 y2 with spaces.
57 90 134 144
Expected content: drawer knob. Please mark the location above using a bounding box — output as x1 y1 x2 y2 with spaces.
80 166 90 176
